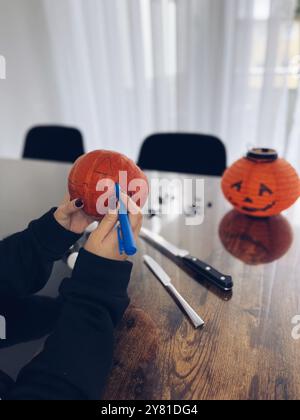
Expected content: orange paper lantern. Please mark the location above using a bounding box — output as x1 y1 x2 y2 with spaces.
219 210 293 265
68 150 149 218
221 149 300 217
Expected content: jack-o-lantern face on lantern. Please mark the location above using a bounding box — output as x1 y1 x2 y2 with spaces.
222 149 300 217
229 178 276 214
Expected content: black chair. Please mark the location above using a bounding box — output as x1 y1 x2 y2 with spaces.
137 133 227 176
23 126 85 163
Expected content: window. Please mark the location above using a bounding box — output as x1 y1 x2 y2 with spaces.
249 0 300 90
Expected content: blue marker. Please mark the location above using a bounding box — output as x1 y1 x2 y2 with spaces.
115 183 137 256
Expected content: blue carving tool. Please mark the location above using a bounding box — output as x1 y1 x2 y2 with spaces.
115 183 137 256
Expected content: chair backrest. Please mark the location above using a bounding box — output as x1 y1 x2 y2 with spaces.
23 126 85 163
137 133 227 176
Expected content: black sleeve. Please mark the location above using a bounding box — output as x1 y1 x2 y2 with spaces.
7 249 132 401
0 209 81 297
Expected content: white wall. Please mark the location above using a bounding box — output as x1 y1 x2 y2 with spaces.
0 0 64 158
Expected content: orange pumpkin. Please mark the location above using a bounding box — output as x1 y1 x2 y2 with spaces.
221 149 300 217
219 210 293 265
68 150 149 218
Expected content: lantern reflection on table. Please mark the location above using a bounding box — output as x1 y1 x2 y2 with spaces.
219 209 293 265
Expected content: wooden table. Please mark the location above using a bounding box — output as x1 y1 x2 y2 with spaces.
0 158 300 400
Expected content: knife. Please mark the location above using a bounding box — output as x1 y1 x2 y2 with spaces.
140 227 233 292
144 255 204 328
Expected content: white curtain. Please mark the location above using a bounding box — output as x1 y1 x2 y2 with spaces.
0 0 298 168
176 0 297 161
287 84 300 171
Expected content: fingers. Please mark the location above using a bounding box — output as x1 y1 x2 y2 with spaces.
92 207 119 241
87 192 143 248
61 198 85 215
85 192 143 260
60 193 71 206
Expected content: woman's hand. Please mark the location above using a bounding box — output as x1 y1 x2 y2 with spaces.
54 194 95 234
84 193 143 261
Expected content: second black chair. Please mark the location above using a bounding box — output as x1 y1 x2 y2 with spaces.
23 125 85 163
137 133 227 176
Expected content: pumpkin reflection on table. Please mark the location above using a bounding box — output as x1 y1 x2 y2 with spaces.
219 210 293 265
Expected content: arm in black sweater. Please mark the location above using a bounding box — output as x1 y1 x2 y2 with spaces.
0 209 81 297
6 249 132 400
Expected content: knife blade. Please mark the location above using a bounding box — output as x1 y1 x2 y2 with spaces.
140 227 233 292
143 255 204 328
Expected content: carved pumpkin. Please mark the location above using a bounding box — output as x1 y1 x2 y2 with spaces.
219 210 293 265
68 150 149 218
221 149 300 217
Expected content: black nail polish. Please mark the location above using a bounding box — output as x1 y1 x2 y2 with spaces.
75 199 84 208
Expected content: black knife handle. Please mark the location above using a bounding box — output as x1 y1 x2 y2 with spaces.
182 255 233 292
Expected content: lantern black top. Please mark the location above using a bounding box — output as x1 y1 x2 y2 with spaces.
246 148 278 162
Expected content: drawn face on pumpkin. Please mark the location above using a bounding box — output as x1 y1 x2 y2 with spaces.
227 177 277 215
222 150 300 218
